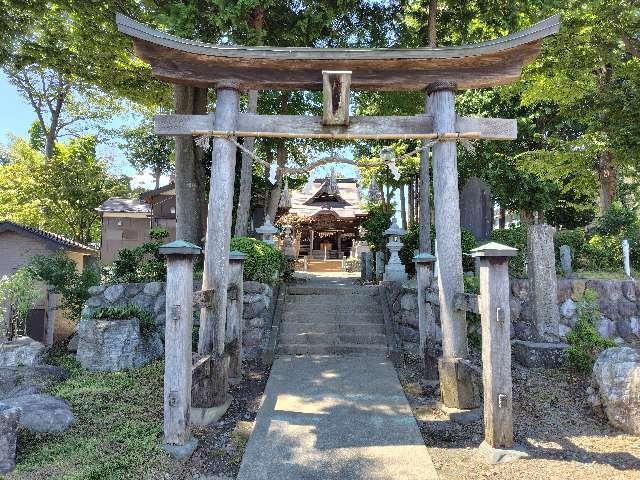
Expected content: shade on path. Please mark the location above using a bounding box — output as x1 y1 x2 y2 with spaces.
237 355 438 480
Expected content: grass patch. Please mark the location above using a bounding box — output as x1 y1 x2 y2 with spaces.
12 354 166 480
572 269 638 280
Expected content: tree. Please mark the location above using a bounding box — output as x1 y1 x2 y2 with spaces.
120 116 174 188
0 136 131 243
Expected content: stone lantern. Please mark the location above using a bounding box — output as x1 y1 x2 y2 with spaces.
383 220 407 282
256 215 279 246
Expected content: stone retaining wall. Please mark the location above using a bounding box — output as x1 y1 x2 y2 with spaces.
390 278 640 354
81 280 273 360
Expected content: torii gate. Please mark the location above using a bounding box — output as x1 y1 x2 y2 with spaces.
117 12 559 450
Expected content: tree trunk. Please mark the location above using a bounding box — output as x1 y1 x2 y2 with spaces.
499 206 506 229
519 209 535 225
234 90 258 237
399 184 407 229
597 150 617 214
428 0 438 47
408 180 415 225
174 85 206 244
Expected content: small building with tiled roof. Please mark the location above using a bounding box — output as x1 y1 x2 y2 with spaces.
0 221 97 344
96 182 177 262
279 176 368 259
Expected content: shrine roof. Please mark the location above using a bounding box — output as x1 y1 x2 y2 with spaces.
287 178 366 220
116 14 560 91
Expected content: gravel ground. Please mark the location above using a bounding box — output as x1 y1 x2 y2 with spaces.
150 360 270 480
395 351 640 480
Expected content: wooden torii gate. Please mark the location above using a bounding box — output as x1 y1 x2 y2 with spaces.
117 12 559 450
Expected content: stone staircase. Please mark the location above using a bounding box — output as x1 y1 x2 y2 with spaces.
277 284 388 355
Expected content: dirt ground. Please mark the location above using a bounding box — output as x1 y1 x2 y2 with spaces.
151 360 270 480
396 352 640 480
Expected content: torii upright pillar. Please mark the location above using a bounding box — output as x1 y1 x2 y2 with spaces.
428 81 478 410
198 87 240 411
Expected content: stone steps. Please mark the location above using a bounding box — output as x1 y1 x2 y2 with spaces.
279 332 386 346
282 311 383 323
278 343 388 355
280 322 385 335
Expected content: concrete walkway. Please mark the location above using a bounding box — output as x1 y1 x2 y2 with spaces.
237 355 438 480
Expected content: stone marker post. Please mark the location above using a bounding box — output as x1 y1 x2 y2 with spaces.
363 252 373 282
160 240 201 458
471 243 520 457
375 250 385 280
622 239 631 277
428 81 471 409
0 403 21 474
559 244 573 278
527 224 559 340
414 253 438 380
227 251 246 384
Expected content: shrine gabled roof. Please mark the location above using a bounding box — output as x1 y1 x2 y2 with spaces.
116 14 560 91
288 178 366 220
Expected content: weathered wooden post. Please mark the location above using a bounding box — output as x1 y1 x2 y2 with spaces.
227 251 246 384
428 81 474 409
471 242 528 464
413 253 438 379
198 87 240 411
160 240 201 458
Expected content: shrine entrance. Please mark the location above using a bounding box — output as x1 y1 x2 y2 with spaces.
116 12 560 458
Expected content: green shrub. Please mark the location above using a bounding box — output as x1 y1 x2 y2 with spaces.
491 225 528 277
399 222 419 275
463 275 480 294
554 228 586 273
461 228 478 272
230 236 282 285
0 267 41 339
594 202 637 236
107 240 166 284
362 203 394 252
91 304 155 338
28 251 101 321
280 255 296 283
566 289 615 373
580 234 623 272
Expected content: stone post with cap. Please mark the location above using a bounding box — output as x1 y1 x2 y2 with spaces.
227 250 246 383
383 220 407 282
256 215 279 246
471 242 528 463
414 252 438 380
159 240 201 458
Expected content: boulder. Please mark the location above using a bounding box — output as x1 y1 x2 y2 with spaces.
243 298 267 319
0 403 21 474
400 293 418 312
87 284 106 296
559 298 576 320
3 394 74 433
591 347 640 435
0 364 68 400
621 281 637 302
76 317 163 371
0 336 45 367
143 281 164 296
244 281 266 295
103 284 125 303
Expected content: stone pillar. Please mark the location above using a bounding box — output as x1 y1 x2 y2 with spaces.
559 244 573 278
364 252 373 282
428 81 469 408
227 251 246 384
414 253 437 380
622 239 631 277
527 224 559 340
199 87 240 409
472 242 527 463
375 251 385 280
159 240 201 457
0 403 20 474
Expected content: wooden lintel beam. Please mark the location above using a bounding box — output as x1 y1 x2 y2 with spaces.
155 113 517 140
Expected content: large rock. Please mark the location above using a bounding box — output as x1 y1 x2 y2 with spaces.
0 364 68 400
4 394 74 433
590 347 640 434
76 318 163 371
0 336 46 367
0 403 20 474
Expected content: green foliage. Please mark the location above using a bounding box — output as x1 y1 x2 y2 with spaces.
106 235 166 284
581 235 624 272
399 222 419 275
464 276 480 295
362 203 393 252
280 255 296 284
0 267 40 339
28 251 100 321
566 289 615 373
91 304 155 338
461 228 478 272
14 356 165 479
0 137 131 243
467 312 482 350
491 225 528 277
120 118 174 187
148 227 170 241
594 202 638 237
230 237 282 285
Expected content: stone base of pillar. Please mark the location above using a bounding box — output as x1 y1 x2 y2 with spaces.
383 264 408 283
479 440 529 464
512 340 569 369
191 396 232 425
438 357 482 410
423 339 440 382
162 436 199 460
436 402 482 425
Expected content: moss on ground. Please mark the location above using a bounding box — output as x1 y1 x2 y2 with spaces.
11 354 166 480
